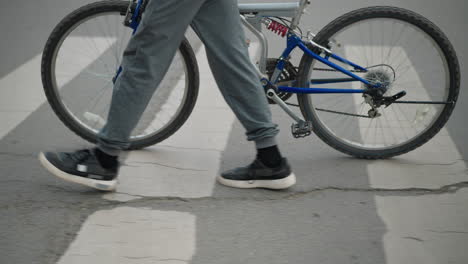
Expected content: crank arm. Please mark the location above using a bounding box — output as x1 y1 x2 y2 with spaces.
266 89 304 123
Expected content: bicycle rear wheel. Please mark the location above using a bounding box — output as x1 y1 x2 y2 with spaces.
41 1 199 150
297 6 460 159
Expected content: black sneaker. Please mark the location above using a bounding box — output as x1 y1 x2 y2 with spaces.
217 158 296 189
39 149 118 191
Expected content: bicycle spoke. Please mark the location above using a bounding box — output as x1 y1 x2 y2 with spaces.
51 7 192 142
303 14 453 152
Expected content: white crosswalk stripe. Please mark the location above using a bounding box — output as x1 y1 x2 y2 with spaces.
347 45 468 264
347 45 468 189
0 37 116 140
57 207 196 264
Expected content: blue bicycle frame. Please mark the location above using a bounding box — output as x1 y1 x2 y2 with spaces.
270 33 375 94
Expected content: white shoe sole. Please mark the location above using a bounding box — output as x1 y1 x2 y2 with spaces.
217 173 296 190
39 152 117 192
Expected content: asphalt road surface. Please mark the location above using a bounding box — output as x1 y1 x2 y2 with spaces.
1 0 467 263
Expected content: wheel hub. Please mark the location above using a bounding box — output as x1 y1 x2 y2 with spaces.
364 69 393 96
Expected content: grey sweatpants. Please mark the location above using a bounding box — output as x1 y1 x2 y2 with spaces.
98 0 279 155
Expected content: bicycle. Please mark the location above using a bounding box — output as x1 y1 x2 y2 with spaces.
41 0 460 159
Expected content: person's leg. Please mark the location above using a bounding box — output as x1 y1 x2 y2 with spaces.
39 0 206 191
192 0 278 150
97 0 206 156
191 0 295 189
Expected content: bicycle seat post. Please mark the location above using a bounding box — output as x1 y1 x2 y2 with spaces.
290 0 310 30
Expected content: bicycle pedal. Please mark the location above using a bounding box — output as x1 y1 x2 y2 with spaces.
291 121 313 138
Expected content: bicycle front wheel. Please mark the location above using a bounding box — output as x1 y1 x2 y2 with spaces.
41 1 199 150
297 6 460 159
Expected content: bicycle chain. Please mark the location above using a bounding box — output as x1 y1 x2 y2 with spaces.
288 67 369 118
314 108 371 118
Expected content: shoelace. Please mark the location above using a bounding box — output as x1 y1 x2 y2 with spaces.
65 149 92 163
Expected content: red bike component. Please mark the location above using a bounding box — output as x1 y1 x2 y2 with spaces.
267 21 289 37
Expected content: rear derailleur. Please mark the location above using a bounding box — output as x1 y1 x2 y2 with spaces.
363 90 407 118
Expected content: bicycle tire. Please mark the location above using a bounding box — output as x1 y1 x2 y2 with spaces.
297 6 460 159
41 0 199 150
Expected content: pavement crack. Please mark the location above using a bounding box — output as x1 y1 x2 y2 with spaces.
122 256 187 262
157 145 222 152
110 192 190 202
111 191 144 198
124 161 208 172
93 224 113 227
0 179 28 184
154 259 187 262
0 152 36 158
6 182 468 209
285 181 468 198
403 236 424 242
123 256 155 260
405 161 459 166
93 181 468 206
384 160 460 166
426 229 468 234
